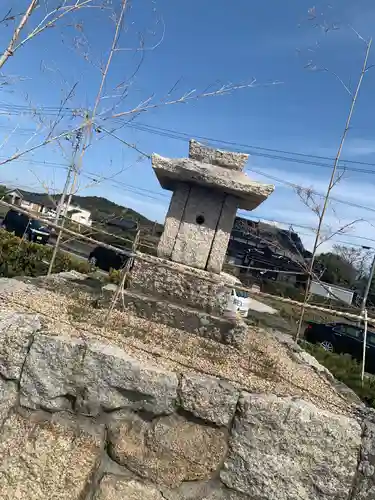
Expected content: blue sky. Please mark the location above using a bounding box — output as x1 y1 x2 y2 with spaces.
2 0 375 252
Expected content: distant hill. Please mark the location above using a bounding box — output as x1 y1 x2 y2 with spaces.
17 190 163 236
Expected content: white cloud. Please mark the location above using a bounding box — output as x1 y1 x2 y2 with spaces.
343 138 375 157
246 165 375 253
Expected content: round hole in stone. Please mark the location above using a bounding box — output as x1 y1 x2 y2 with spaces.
196 215 205 225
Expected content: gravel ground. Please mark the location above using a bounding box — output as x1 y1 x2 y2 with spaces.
0 276 356 417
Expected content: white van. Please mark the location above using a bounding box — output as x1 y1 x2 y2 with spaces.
225 288 251 318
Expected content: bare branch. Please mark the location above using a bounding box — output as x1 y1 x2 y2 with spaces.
295 38 373 341
109 79 282 119
317 219 364 247
92 0 128 118
0 0 38 69
115 15 166 52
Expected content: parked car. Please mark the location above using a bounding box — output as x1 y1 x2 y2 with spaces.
225 288 251 318
304 321 375 373
2 209 50 244
88 246 129 272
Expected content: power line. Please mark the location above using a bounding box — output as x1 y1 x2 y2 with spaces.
79 171 168 202
111 121 375 213
244 167 375 215
98 120 375 216
4 115 375 240
122 121 375 174
123 120 375 214
3 110 375 173
0 156 69 169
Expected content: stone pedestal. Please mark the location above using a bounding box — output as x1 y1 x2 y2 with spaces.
121 254 247 347
130 254 238 315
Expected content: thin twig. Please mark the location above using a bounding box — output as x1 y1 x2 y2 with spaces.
0 0 38 69
295 38 373 342
109 80 282 119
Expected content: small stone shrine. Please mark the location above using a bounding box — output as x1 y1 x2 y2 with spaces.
153 140 274 273
126 140 274 346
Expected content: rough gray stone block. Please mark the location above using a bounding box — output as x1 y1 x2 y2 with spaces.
180 373 239 426
108 412 227 488
0 410 104 500
171 186 225 269
352 420 375 499
220 393 361 500
82 341 179 415
130 256 235 315
0 312 40 381
189 140 249 171
103 288 236 346
0 379 17 427
206 195 238 274
0 277 32 294
152 154 274 211
226 320 248 349
20 334 86 411
157 184 190 260
162 481 248 500
20 335 178 416
95 474 164 500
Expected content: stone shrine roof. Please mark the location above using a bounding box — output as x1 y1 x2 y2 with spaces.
152 154 274 211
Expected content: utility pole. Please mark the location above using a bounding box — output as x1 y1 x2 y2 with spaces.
54 166 74 226
48 130 83 275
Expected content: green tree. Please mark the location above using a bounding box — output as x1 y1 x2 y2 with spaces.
315 252 357 287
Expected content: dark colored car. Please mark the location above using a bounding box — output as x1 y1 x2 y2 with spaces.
88 246 129 272
2 209 50 244
304 321 375 374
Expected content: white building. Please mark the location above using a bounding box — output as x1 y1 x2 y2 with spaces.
5 190 92 228
64 204 92 227
309 280 354 305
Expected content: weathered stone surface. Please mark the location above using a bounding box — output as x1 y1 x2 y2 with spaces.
354 481 375 500
158 184 190 260
352 420 375 499
130 255 236 315
189 139 248 171
225 320 248 349
95 474 164 500
20 334 86 411
82 341 178 415
180 373 239 426
55 270 88 280
0 312 40 380
171 186 226 269
20 334 178 416
220 393 361 500
206 195 238 273
0 379 17 427
109 412 227 487
105 288 236 345
152 154 274 211
0 277 32 294
0 410 103 500
162 481 249 500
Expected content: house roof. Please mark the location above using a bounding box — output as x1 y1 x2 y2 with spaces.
18 190 56 209
231 217 311 263
5 188 23 198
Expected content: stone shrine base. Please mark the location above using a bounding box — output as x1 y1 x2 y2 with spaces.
129 254 239 315
101 286 247 348
120 254 248 347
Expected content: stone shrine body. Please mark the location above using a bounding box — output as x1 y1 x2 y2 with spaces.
153 140 274 273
